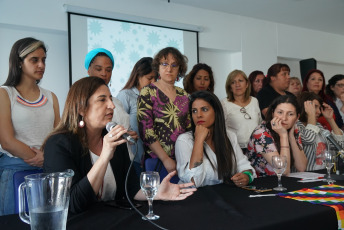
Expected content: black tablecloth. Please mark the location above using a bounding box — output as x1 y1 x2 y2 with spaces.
1 175 342 230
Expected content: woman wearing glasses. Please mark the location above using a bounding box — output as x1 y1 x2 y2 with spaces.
221 70 262 153
137 47 190 178
326 74 344 123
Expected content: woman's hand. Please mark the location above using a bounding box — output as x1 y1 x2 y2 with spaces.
321 103 334 120
102 125 128 161
162 157 176 173
127 130 139 144
304 100 316 118
194 125 210 143
231 172 249 187
24 147 44 167
271 117 287 136
156 171 197 200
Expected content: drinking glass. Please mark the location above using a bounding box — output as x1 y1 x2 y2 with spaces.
323 151 336 184
271 155 287 191
140 171 160 220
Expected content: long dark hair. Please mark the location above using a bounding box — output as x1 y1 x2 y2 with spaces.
326 74 344 99
248 70 264 96
4 37 47 86
265 95 301 153
42 77 108 153
189 91 237 182
297 92 323 123
301 69 331 102
183 63 214 94
122 57 156 90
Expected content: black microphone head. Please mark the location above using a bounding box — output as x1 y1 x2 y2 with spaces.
321 129 331 137
106 121 117 132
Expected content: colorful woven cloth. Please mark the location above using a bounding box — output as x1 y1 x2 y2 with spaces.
278 184 344 230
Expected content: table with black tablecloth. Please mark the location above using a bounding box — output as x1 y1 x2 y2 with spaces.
1 175 343 230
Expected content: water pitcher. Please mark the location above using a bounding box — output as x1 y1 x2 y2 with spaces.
18 169 74 230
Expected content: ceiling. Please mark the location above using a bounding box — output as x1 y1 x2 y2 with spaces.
170 0 344 36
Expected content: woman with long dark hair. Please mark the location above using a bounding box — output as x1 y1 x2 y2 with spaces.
296 92 344 171
175 91 255 187
183 63 215 94
246 95 307 177
116 57 157 175
0 37 60 215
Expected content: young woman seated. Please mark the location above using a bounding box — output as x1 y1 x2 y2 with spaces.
42 77 196 214
246 95 307 177
297 92 344 171
175 91 256 188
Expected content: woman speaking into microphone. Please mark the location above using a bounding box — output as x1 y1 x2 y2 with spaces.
43 77 196 214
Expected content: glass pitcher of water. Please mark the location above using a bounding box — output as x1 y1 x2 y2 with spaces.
18 169 74 230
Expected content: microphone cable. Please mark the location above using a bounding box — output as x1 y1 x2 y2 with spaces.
124 142 169 230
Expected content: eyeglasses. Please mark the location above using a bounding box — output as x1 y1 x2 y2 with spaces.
160 62 179 69
336 83 344 88
240 107 251 120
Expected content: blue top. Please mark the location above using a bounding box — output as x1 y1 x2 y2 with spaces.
116 87 144 163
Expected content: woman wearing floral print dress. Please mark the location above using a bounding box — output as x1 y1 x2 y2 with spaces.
246 95 307 177
137 47 190 175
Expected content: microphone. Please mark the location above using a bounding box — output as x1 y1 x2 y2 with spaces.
321 129 344 159
106 121 136 144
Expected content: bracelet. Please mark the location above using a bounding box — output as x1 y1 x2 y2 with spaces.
280 146 290 149
242 171 254 184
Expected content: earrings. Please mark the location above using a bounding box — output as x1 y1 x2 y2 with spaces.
78 116 85 128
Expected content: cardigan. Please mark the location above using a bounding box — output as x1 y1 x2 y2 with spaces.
43 132 140 214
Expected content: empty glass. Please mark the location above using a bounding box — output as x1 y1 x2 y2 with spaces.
323 151 336 184
271 155 287 191
140 171 160 220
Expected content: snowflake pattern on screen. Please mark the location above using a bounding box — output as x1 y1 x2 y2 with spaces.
87 18 184 95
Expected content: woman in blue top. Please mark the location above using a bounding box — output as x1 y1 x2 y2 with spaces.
116 57 157 175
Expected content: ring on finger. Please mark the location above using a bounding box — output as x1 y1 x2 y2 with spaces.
272 123 276 126
109 134 113 138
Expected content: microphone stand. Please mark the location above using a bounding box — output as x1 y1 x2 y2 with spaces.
124 142 168 230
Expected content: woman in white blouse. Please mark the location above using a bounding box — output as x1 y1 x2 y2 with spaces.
175 91 256 188
221 70 262 153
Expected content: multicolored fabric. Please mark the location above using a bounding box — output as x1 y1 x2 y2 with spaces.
137 84 191 160
279 184 344 229
246 121 302 177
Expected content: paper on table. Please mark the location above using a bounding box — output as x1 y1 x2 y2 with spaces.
288 172 325 180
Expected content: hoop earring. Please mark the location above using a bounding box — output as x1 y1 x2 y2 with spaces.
78 116 85 128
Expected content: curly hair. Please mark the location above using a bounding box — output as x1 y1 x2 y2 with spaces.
151 47 188 80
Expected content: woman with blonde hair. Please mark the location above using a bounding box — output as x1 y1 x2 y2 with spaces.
221 70 261 153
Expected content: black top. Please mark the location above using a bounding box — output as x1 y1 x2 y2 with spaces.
43 132 140 214
257 84 294 118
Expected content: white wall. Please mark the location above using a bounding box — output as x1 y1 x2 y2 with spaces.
1 0 344 111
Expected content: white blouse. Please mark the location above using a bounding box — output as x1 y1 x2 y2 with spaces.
221 97 262 148
90 151 117 201
175 130 256 188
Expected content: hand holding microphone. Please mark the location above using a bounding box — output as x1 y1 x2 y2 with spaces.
106 121 136 144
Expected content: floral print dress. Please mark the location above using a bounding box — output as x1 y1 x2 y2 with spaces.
246 121 302 177
137 84 191 161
